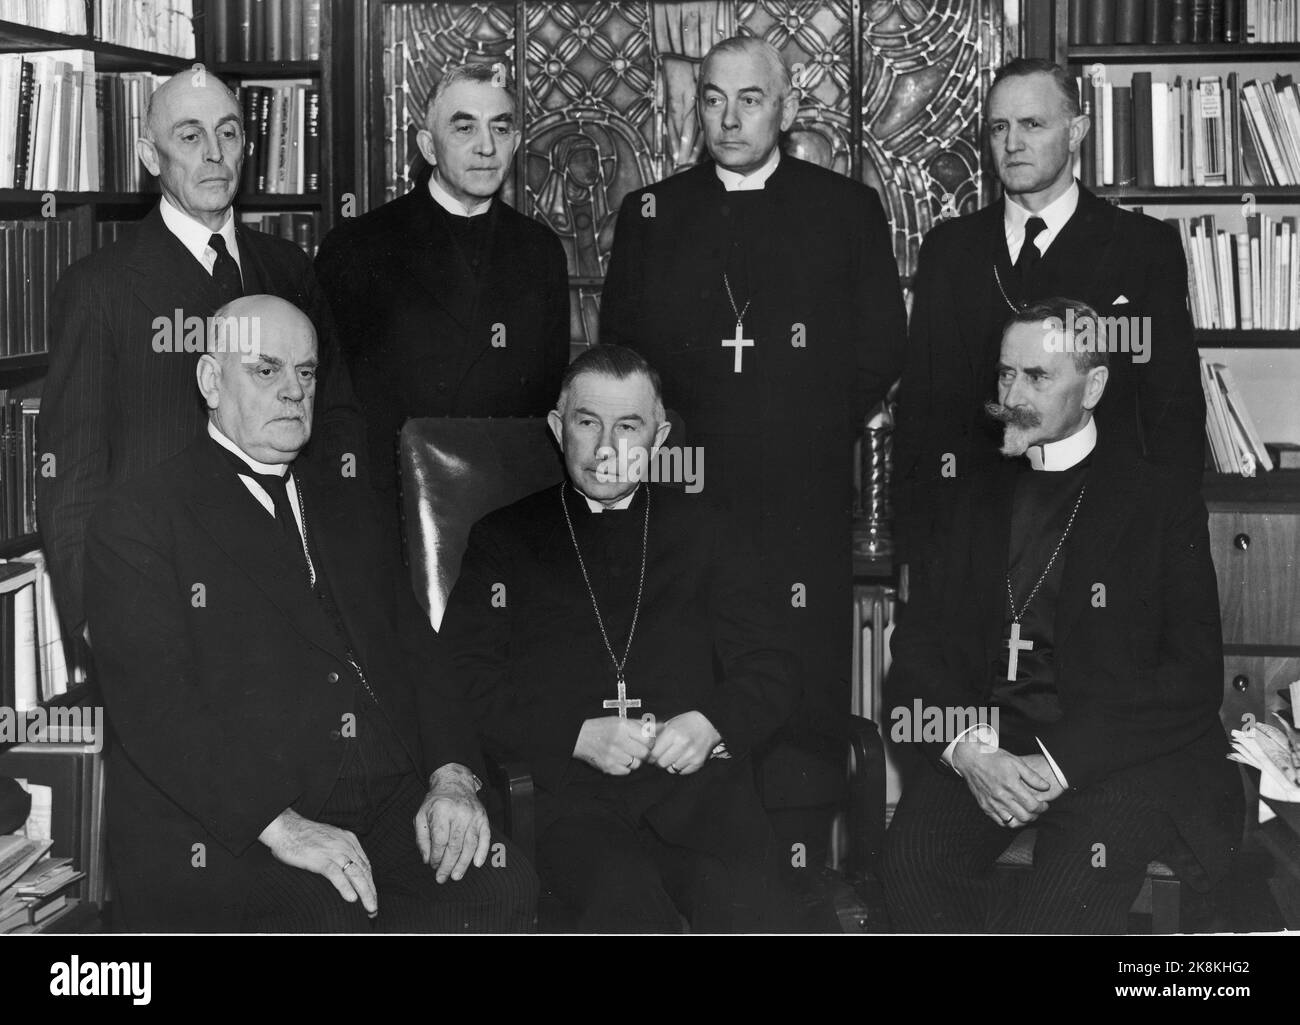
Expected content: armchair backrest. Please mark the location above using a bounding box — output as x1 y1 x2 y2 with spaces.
399 417 564 629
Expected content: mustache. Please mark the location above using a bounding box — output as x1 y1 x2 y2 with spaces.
984 401 1041 428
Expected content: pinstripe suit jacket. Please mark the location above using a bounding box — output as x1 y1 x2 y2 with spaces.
36 205 365 632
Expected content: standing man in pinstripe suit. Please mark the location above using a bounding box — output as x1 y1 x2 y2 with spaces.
37 70 364 642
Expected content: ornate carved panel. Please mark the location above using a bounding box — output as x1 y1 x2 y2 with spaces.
377 0 1007 345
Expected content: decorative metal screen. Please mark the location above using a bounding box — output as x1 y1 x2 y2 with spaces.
377 1 1009 346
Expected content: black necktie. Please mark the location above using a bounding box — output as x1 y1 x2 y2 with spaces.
208 233 243 304
212 440 310 581
1015 216 1047 289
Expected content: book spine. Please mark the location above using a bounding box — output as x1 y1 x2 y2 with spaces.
251 0 266 62
236 0 254 62
255 87 272 192
304 0 322 61
286 0 303 62
12 60 33 191
1088 0 1116 43
1113 85 1135 185
1147 0 1174 41
1116 0 1145 40
1070 0 1089 43
1208 0 1224 39
1223 0 1240 40
214 0 231 64
1133 72 1155 187
304 87 320 193
266 0 284 62
1171 0 1192 40
1080 77 1097 187
1192 0 1210 40
239 85 260 195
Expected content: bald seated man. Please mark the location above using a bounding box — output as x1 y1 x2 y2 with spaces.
39 69 364 652
84 295 536 932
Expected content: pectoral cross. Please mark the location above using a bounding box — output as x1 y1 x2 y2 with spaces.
1006 620 1033 681
602 676 642 719
721 322 753 373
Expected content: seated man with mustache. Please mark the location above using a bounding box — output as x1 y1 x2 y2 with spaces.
880 297 1240 933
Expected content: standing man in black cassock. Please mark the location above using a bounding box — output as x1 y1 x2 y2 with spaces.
600 37 908 846
893 58 1204 584
316 63 570 505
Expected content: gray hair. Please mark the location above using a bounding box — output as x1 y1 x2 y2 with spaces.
700 36 792 99
424 62 518 127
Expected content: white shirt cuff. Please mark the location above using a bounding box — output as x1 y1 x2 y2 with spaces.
1035 738 1069 789
942 723 999 778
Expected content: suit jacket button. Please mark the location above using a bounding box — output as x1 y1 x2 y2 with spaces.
327 671 340 683
329 729 342 740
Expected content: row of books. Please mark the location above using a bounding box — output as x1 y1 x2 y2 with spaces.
0 1 85 35
1075 73 1300 187
0 218 78 357
94 0 195 59
0 843 83 934
1171 213 1299 330
1068 0 1300 43
0 550 75 712
238 81 322 195
0 392 38 541
211 0 324 63
0 50 166 192
1200 357 1278 474
239 210 323 255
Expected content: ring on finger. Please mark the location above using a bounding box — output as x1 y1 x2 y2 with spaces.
342 858 356 871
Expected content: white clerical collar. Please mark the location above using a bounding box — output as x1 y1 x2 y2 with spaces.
161 195 239 269
1027 417 1097 471
1004 179 1079 255
208 420 289 477
428 170 493 217
581 485 638 513
715 148 780 192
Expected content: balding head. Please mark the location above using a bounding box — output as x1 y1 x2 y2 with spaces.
197 295 318 465
137 70 243 231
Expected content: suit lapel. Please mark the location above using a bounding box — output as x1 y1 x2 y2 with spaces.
1053 440 1142 648
401 188 479 331
233 223 270 294
965 201 1008 383
1037 185 1116 300
125 206 224 315
183 440 348 662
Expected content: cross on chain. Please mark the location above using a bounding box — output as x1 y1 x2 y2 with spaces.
1005 620 1033 681
602 676 642 719
721 322 753 373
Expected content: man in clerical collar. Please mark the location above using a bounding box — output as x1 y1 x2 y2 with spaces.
881 297 1241 934
84 294 536 933
315 62 570 509
600 35 908 865
440 345 805 932
894 56 1203 594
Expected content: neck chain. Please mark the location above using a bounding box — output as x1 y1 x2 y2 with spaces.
992 263 1022 314
723 272 751 326
560 483 651 685
1006 483 1087 623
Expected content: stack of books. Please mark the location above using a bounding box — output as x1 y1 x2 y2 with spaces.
1200 357 1276 474
0 218 79 356
1076 73 1300 188
1068 0 1300 44
0 392 38 538
0 1 86 35
0 551 74 710
239 210 323 255
1167 213 1298 329
238 80 321 195
0 838 83 934
94 0 195 59
0 50 167 192
210 0 325 62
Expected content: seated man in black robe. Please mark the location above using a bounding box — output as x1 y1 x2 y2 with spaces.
439 345 801 932
881 298 1240 933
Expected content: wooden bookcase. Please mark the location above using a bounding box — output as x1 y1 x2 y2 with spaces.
1047 1 1300 832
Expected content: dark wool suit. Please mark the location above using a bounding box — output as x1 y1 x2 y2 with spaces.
440 483 801 931
600 155 908 812
84 436 537 933
37 206 365 634
314 180 570 496
881 438 1241 933
893 183 1204 571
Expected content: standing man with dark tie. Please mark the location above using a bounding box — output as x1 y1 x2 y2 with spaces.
600 37 908 858
314 62 570 506
893 58 1204 586
37 70 362 641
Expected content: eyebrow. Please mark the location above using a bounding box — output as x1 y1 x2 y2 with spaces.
449 110 515 124
171 114 241 131
701 83 767 97
572 406 644 423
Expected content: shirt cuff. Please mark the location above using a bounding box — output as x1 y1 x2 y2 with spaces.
1035 738 1069 789
942 723 999 778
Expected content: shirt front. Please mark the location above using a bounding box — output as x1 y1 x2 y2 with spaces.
160 195 241 275
715 148 780 192
1004 179 1079 264
207 420 303 538
428 169 493 217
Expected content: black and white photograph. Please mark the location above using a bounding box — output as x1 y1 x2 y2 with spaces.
0 0 1297 1006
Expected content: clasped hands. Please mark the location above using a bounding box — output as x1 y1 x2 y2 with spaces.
573 711 721 777
257 762 489 915
950 740 1065 828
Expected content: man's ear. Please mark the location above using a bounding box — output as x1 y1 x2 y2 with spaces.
415 128 437 168
136 137 161 177
546 409 563 448
1083 364 1109 410
196 354 221 410
1068 113 1091 153
779 90 799 133
651 418 671 453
